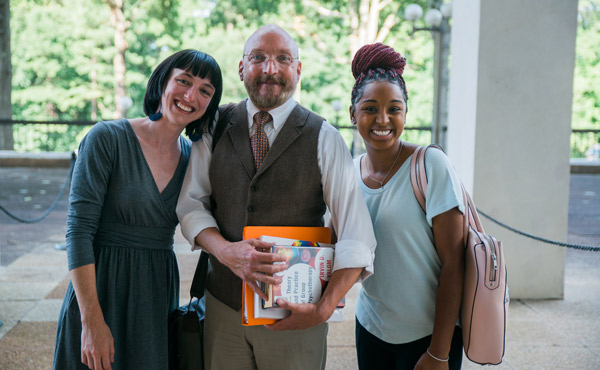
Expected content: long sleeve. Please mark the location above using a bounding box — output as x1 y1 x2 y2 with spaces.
176 134 219 249
66 122 114 270
318 122 377 280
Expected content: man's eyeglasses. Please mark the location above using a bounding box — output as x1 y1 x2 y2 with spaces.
244 53 299 67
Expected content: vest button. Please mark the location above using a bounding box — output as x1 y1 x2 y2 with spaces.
247 205 255 212
251 186 257 192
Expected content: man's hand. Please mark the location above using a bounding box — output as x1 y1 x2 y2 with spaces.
265 299 329 331
265 267 363 331
195 229 289 300
216 238 288 300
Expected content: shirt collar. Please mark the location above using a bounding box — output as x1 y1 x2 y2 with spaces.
246 98 297 132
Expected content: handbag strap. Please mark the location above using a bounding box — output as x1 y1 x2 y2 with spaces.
189 251 209 299
409 145 430 213
409 145 486 246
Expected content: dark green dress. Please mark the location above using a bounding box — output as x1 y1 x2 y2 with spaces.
53 119 190 370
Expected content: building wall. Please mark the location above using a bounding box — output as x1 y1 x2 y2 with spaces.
447 0 579 298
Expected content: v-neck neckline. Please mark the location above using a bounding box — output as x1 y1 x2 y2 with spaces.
124 119 184 197
358 153 412 192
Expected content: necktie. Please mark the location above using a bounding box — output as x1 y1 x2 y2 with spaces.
251 111 272 169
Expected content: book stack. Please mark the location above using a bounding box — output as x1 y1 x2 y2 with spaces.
241 226 343 326
257 235 334 317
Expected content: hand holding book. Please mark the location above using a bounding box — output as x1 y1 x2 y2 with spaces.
261 242 334 308
205 233 287 300
267 267 360 331
265 297 331 331
241 226 338 327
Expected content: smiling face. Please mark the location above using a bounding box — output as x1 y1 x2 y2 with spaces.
160 68 215 128
350 80 407 152
239 26 301 110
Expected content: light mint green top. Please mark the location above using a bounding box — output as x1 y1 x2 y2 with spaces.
354 148 464 344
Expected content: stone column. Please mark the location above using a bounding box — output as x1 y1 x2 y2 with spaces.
446 0 578 298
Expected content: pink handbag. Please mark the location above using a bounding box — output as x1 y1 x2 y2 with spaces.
410 145 508 365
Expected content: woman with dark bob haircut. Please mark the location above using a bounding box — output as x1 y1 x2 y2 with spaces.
144 49 223 141
53 49 222 370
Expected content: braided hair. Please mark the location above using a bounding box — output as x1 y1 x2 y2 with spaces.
351 43 408 109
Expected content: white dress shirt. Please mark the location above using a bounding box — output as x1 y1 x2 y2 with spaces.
176 98 377 279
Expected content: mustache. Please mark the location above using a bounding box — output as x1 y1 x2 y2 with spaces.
255 76 286 85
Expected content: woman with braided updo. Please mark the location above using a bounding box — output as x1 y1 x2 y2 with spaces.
350 43 465 369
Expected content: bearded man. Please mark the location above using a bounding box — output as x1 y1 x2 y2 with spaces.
177 24 376 370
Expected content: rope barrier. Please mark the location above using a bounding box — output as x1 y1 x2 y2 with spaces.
0 152 76 224
478 209 600 252
1 151 598 252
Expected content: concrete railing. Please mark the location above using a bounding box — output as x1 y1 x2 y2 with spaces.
1 150 599 174
0 150 74 168
570 158 600 174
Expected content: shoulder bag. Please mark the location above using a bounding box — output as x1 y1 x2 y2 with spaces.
409 145 509 365
169 251 209 370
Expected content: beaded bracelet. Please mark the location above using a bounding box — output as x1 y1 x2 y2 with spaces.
426 348 449 362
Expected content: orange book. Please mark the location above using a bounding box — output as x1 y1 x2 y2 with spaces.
241 226 331 326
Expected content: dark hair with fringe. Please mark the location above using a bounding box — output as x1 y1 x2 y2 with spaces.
143 49 223 141
351 43 408 110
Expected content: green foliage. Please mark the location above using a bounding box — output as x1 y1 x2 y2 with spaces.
177 0 436 131
13 124 91 152
11 0 113 121
7 0 438 152
10 0 437 126
573 0 600 128
7 0 600 156
571 0 600 156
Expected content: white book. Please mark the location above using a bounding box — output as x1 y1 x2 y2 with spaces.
253 235 335 319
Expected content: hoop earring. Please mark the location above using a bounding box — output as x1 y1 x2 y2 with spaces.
149 109 162 121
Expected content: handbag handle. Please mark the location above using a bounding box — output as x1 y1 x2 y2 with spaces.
189 251 209 299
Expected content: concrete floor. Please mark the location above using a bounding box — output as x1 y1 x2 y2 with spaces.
1 168 599 369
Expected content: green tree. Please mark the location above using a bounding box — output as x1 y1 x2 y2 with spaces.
1 0 14 149
7 0 437 151
9 0 190 150
9 0 600 156
11 0 188 121
178 0 434 149
572 0 600 156
11 0 112 121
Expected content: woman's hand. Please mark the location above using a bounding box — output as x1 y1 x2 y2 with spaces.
69 264 115 370
81 316 115 370
414 351 449 370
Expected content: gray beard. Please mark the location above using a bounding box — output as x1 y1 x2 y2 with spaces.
245 80 295 110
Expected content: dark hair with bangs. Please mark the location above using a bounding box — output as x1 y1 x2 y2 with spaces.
143 49 223 141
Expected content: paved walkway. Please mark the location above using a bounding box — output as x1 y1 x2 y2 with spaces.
0 168 599 369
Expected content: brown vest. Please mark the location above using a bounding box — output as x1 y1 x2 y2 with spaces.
208 101 326 310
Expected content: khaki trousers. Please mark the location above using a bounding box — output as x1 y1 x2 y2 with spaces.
204 291 328 370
